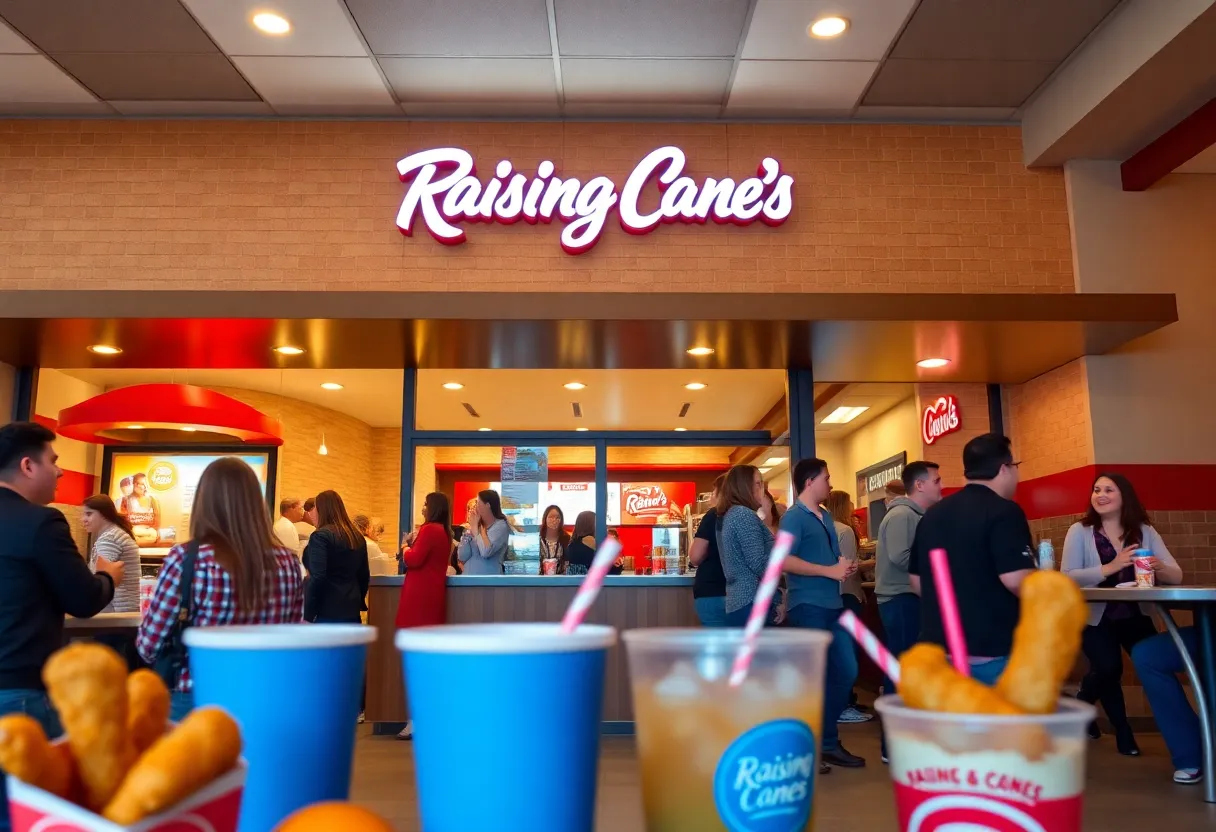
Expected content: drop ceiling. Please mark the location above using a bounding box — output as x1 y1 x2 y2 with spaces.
0 0 1123 120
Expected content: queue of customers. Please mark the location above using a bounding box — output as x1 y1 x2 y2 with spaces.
688 431 1205 785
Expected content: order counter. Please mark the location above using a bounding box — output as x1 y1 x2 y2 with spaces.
365 575 700 727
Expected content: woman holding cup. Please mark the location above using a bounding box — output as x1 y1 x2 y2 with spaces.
537 504 569 575
1061 472 1182 756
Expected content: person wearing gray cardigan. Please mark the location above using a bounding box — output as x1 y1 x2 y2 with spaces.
1062 508 1182 755
720 504 775 624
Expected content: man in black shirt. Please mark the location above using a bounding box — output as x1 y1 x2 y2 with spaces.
689 474 727 626
909 433 1035 685
0 422 121 830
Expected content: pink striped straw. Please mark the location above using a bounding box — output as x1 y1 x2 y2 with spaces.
929 547 970 676
560 537 623 633
729 530 796 687
837 610 901 686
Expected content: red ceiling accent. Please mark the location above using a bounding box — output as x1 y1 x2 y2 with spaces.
1121 96 1216 191
56 384 284 446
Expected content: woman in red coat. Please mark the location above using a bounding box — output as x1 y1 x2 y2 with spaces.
395 491 452 740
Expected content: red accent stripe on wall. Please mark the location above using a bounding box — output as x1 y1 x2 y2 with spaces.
33 414 57 431
1016 464 1216 521
55 469 96 506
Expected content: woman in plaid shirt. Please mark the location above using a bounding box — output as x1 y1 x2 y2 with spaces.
137 458 304 721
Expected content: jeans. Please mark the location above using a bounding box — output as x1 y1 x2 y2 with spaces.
968 656 1010 686
785 604 857 753
1131 627 1202 770
724 600 777 628
170 690 195 723
0 690 62 832
1077 613 1157 736
877 594 920 693
694 595 727 627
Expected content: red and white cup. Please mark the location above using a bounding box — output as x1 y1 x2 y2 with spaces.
1133 552 1156 587
876 696 1094 832
541 558 558 576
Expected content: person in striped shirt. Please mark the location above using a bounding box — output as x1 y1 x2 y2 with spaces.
81 494 141 614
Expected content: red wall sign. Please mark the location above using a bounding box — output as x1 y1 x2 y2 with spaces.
620 482 696 526
395 146 795 255
922 395 962 446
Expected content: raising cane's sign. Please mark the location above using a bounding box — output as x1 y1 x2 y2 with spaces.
922 395 962 446
394 146 795 254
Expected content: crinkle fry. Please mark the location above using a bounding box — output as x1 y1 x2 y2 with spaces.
899 644 1024 716
0 714 76 800
126 669 170 755
102 707 242 826
42 643 135 811
996 569 1089 714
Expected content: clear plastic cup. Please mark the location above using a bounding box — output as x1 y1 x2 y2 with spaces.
623 628 831 832
876 695 1095 832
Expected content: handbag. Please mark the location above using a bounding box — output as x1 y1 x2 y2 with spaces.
151 540 200 689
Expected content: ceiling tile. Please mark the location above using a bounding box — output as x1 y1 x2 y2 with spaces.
180 0 368 57
742 0 917 61
402 100 561 117
0 54 98 102
561 58 730 104
0 0 218 53
0 18 33 52
109 99 276 115
344 0 551 56
1175 144 1216 175
233 56 394 107
727 60 877 112
890 0 1122 62
380 57 556 104
863 58 1056 108
855 105 1018 122
562 102 723 118
54 53 260 100
555 0 749 57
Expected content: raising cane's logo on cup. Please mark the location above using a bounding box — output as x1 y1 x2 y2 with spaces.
921 396 962 446
147 461 178 492
712 719 816 832
623 485 669 521
395 146 795 255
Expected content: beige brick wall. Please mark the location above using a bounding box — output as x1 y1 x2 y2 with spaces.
914 383 990 487
1005 359 1094 481
369 427 402 548
0 121 1073 294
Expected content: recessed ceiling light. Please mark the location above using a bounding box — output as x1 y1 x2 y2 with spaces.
442 382 464 390
821 406 869 424
320 382 344 391
180 427 197 432
763 457 786 467
478 427 493 432
87 344 122 355
127 425 144 430
576 427 589 432
916 358 951 369
686 346 714 357
564 382 587 390
684 382 707 391
273 345 304 356
252 12 291 35
808 16 848 38
674 427 688 432
759 467 772 474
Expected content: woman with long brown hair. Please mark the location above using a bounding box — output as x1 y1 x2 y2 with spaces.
303 490 370 625
537 504 569 575
81 494 141 613
717 464 774 627
825 489 875 725
136 457 304 720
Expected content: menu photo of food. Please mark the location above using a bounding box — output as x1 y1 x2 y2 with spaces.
107 451 271 554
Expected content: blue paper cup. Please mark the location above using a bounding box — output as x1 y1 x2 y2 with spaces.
183 624 376 832
396 623 616 832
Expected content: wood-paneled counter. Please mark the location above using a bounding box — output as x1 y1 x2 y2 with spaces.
365 575 699 726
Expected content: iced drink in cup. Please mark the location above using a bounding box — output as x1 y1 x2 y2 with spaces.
1134 549 1156 587
624 628 830 832
876 696 1095 832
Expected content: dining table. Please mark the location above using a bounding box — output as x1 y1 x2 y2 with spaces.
1081 585 1216 802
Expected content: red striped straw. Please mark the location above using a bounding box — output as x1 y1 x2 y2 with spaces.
560 538 623 633
837 609 901 686
729 530 796 687
929 547 970 676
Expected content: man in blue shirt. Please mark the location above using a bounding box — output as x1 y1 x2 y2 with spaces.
779 457 864 768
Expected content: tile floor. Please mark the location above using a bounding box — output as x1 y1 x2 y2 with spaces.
350 720 1216 830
